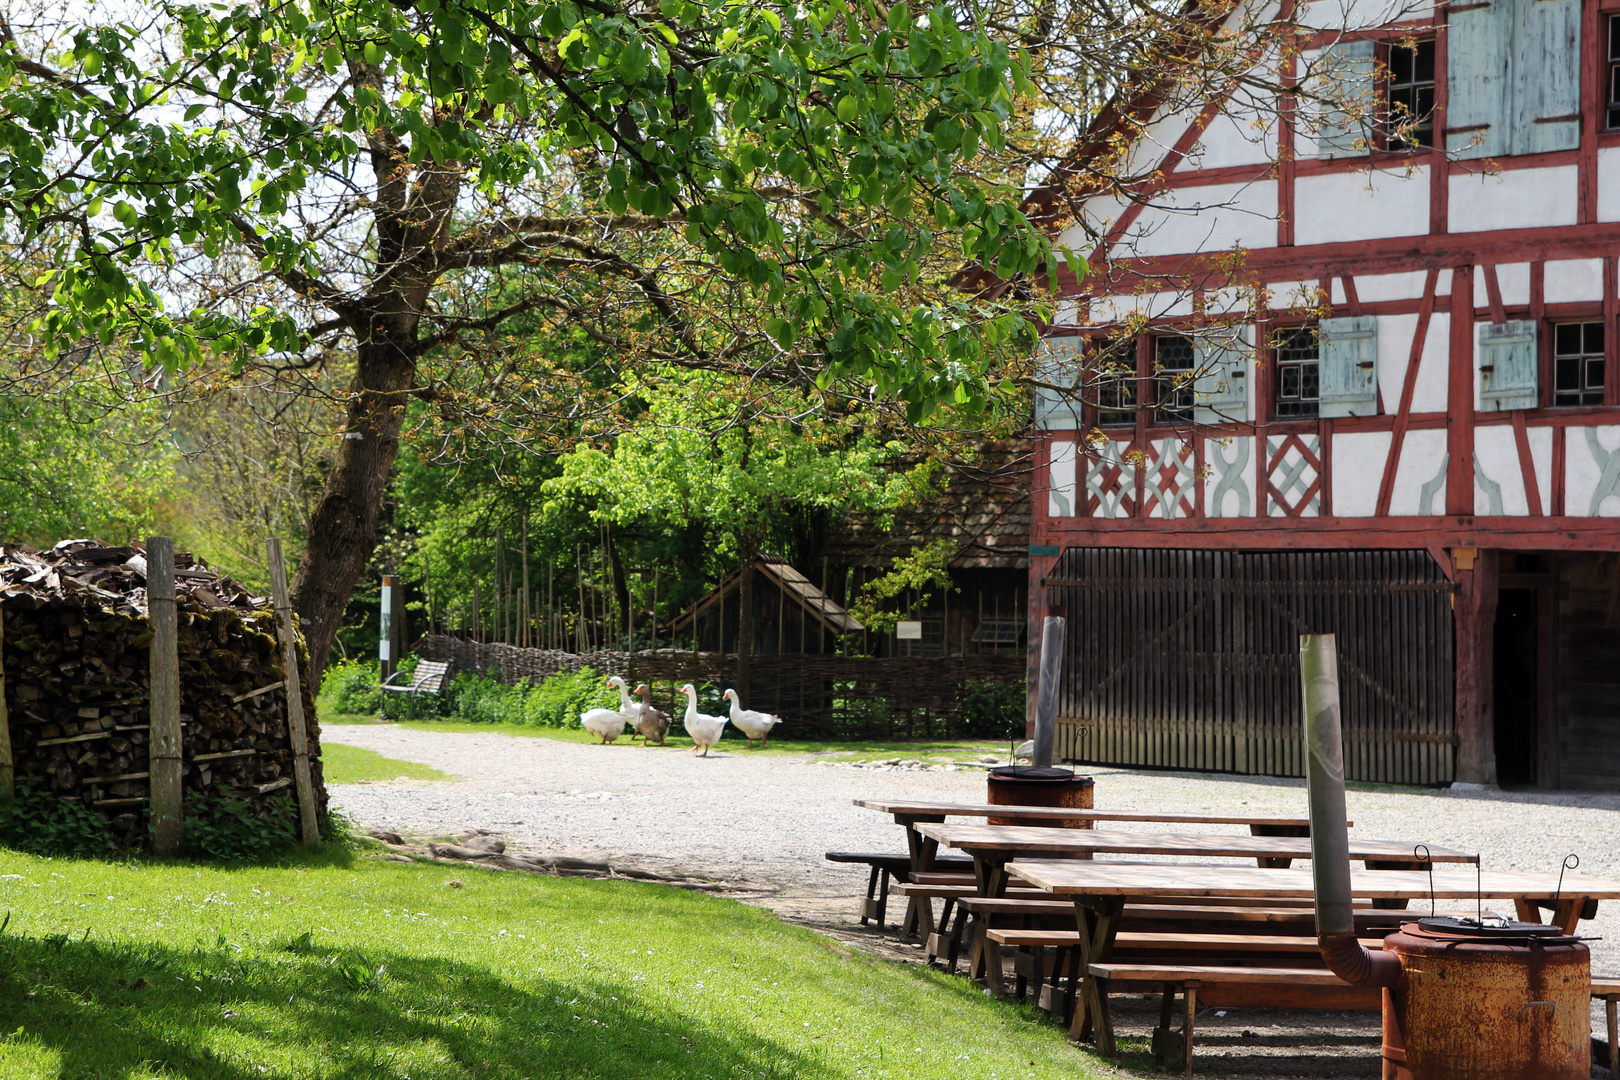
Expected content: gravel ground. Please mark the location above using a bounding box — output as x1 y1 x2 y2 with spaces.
321 723 1620 1077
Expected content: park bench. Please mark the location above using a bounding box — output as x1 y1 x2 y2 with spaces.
380 660 452 718
823 851 973 927
1596 976 1620 1078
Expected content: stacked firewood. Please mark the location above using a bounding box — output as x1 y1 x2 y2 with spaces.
0 539 326 846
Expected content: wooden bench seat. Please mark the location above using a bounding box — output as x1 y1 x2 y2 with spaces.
823 851 973 927
380 659 452 718
1594 976 1620 1078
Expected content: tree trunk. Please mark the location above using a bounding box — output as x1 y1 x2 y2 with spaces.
290 314 416 681
606 530 631 649
736 553 754 707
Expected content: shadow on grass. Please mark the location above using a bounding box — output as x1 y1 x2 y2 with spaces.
0 925 836 1079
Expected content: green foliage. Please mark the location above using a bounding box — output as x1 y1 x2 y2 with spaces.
0 779 119 859
849 537 959 633
442 666 615 728
317 658 384 717
957 678 1027 740
181 791 298 862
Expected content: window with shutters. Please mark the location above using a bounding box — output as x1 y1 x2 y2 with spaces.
1153 335 1195 423
1092 337 1138 425
1384 38 1435 150
1609 16 1620 130
1553 322 1605 407
1273 327 1321 419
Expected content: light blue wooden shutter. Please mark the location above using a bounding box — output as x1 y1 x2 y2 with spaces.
1193 326 1251 425
1318 316 1378 418
1447 0 1582 158
1515 0 1581 155
1317 38 1377 159
1446 3 1510 160
1477 321 1538 412
1034 337 1084 430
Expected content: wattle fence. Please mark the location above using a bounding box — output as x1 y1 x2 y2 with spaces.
411 634 1026 741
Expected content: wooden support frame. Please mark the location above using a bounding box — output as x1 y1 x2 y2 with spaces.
147 537 183 856
267 537 321 846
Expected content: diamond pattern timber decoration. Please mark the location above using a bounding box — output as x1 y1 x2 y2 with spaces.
1144 439 1196 519
1084 443 1138 519
1264 434 1322 517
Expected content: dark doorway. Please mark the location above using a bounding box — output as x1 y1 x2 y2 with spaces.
1493 588 1539 786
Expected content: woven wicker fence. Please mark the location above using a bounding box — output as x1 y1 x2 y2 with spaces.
412 634 1026 740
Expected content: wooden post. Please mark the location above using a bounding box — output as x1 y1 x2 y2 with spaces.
268 537 322 845
147 536 184 856
1453 548 1499 786
0 605 12 800
522 519 531 649
379 574 397 683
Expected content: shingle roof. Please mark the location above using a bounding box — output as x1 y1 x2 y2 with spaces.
818 440 1032 570
669 559 865 633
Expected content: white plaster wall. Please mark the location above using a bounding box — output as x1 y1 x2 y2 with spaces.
1331 431 1391 516
1375 313 1416 410
1473 263 1531 308
1565 427 1620 517
1269 280 1323 308
1053 300 1080 326
1048 440 1078 518
1089 291 1196 324
1409 313 1450 414
1118 181 1279 257
1600 147 1620 223
1387 428 1449 515
1473 426 1533 516
1127 106 1197 179
1544 259 1605 305
1176 103 1277 172
1202 436 1257 518
1450 168 1578 232
1295 168 1430 245
1351 269 1448 304
1061 192 1130 252
1298 0 1433 30
1528 426 1553 516
1145 438 1198 519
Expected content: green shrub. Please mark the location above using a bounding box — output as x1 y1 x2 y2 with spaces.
318 658 383 716
956 678 1026 740
440 666 616 727
182 791 298 861
0 778 120 858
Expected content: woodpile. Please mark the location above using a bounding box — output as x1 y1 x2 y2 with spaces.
0 539 327 848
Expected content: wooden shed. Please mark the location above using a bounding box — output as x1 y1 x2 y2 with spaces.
669 559 863 656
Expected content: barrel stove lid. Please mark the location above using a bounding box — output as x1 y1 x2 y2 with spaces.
1409 916 1580 945
988 766 1086 782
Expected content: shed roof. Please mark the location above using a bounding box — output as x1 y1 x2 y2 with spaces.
818 439 1032 570
669 559 865 634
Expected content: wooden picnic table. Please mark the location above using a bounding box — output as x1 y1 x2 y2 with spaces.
854 798 1346 937
917 822 1475 897
1006 860 1620 1053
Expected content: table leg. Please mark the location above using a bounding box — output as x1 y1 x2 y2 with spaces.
1553 898 1583 935
1068 896 1124 1052
899 814 945 940
1361 861 1416 909
1250 824 1305 869
969 854 1011 994
1512 898 1539 924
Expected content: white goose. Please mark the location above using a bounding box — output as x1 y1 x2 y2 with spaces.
679 683 728 757
580 676 635 744
722 689 783 748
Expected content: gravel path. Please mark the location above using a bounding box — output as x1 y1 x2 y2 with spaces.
322 724 1620 1075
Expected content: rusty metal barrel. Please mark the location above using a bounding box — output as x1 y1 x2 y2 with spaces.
986 766 1093 827
1380 918 1591 1080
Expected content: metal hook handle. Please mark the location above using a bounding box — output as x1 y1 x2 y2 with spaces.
1552 853 1579 919
1413 844 1434 917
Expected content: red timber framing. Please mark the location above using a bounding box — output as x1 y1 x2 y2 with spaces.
1029 0 1620 786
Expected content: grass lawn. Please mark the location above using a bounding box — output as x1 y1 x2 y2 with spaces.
320 715 1011 765
0 847 1105 1080
321 744 453 785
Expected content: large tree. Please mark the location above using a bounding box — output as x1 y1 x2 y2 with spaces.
0 0 1301 675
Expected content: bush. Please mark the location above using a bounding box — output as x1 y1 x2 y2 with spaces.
318 658 383 717
441 665 616 727
0 778 120 858
182 791 298 861
956 679 1026 740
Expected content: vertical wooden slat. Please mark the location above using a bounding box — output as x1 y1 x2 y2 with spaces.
268 537 321 846
147 536 183 856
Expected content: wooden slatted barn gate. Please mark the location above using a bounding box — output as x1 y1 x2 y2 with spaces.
1046 549 1456 785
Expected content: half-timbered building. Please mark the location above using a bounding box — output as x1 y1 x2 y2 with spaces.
1029 0 1620 788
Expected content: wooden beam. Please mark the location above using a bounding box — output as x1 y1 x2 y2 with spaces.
0 605 11 800
1453 549 1499 786
1446 264 1475 516
1376 269 1440 516
1036 515 1620 552
267 537 321 846
147 536 183 857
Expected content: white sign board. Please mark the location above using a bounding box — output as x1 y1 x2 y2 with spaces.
896 621 923 640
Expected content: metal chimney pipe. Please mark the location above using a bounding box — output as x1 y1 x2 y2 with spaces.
1031 616 1065 768
1301 634 1399 988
